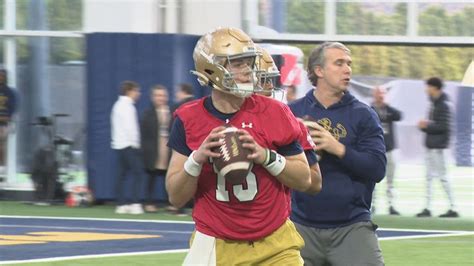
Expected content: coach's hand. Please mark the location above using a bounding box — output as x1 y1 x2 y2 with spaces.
306 122 346 159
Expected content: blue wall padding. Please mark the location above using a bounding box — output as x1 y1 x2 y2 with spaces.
86 33 201 201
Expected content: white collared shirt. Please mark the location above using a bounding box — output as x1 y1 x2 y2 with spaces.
111 96 140 149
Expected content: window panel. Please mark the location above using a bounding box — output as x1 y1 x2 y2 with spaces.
336 2 407 35
418 2 474 36
15 36 85 174
0 0 4 30
16 0 82 31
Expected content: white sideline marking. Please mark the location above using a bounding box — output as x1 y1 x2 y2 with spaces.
379 227 473 233
1 216 473 263
0 215 195 224
379 231 474 241
0 224 193 234
2 233 473 264
0 249 189 265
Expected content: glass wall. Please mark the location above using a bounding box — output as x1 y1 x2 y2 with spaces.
256 0 473 36
0 0 4 63
1 0 85 186
283 1 325 34
336 2 407 35
16 0 83 31
418 2 474 36
0 1 4 29
14 36 85 175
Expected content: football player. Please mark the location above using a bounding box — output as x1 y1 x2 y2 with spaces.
166 27 317 265
255 45 281 98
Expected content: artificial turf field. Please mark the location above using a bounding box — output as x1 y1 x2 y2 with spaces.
1 163 473 265
0 201 473 266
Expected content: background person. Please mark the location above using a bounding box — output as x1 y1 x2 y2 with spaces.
140 85 171 213
285 85 297 103
371 86 402 215
110 80 144 215
167 82 196 215
416 77 459 218
0 69 18 178
171 83 195 114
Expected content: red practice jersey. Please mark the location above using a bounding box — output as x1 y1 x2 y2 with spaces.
175 95 303 241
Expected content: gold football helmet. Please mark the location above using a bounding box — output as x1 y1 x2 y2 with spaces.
256 45 281 97
191 27 260 98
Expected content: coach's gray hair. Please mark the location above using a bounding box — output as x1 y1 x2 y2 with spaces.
307 42 351 87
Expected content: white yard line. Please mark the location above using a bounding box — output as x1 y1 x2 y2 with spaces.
379 231 474 241
0 224 193 234
0 249 189 265
0 215 195 224
379 227 472 233
1 216 473 264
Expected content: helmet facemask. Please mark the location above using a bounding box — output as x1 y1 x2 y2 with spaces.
217 55 260 98
255 47 282 100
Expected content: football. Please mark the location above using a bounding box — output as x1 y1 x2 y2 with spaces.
213 126 251 185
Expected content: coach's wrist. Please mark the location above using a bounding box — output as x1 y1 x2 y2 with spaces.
334 143 346 159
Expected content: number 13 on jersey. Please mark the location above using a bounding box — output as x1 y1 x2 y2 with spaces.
213 164 258 202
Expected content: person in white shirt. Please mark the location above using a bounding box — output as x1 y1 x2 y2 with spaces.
111 80 144 215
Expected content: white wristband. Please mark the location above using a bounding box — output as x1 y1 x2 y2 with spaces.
263 151 286 176
184 151 202 177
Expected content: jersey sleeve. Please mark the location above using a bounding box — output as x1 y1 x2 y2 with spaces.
277 140 302 156
167 116 192 156
268 103 303 148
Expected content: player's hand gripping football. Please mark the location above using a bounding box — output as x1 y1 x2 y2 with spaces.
193 126 227 164
305 122 346 158
238 129 267 165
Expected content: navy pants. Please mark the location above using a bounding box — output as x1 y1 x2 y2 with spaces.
115 147 143 205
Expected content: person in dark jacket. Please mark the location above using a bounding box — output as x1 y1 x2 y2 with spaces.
0 69 18 176
289 42 386 266
170 83 195 115
371 86 402 215
165 82 196 215
140 85 171 213
416 77 458 218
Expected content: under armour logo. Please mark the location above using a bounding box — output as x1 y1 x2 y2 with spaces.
241 122 253 128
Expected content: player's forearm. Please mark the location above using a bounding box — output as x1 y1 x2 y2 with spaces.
274 154 311 192
166 170 197 208
166 152 198 208
305 163 322 194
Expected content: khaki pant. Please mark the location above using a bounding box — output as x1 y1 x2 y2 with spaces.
186 220 304 266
